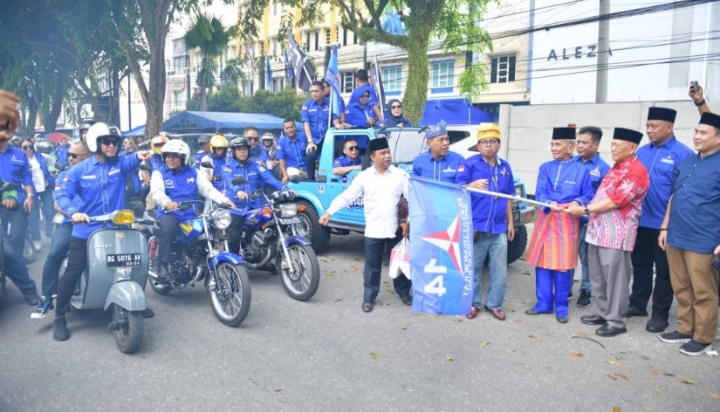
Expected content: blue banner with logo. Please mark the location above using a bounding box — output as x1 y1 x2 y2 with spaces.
408 176 473 315
324 44 342 120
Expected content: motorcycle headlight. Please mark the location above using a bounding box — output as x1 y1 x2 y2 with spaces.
212 209 232 230
278 203 298 218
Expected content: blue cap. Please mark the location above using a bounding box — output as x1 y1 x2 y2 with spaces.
425 120 447 139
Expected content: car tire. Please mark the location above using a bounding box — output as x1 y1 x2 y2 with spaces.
296 200 331 254
507 225 528 265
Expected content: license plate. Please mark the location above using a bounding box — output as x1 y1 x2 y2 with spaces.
106 253 142 267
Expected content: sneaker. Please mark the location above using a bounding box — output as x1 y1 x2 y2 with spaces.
31 298 54 319
659 330 693 343
646 316 669 333
53 317 70 341
33 241 43 250
577 290 591 307
679 339 711 356
23 290 40 306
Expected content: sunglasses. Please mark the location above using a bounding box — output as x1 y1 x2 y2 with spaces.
21 145 33 150
68 153 89 159
101 138 119 146
199 142 208 146
347 146 359 151
391 105 402 109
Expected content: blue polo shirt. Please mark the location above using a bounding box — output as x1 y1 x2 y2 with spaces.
667 150 720 254
333 155 363 168
412 151 465 184
301 97 338 144
0 145 33 204
574 153 610 224
636 136 693 229
276 134 308 170
455 155 515 234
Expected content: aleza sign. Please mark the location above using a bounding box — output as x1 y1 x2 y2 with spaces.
547 44 613 61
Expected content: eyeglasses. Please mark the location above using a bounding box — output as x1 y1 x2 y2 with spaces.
101 138 119 146
391 105 402 109
68 153 89 159
347 146 359 151
248 138 259 142
21 145 33 150
478 139 500 146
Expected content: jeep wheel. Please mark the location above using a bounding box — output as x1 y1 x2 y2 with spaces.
296 200 331 253
507 225 528 265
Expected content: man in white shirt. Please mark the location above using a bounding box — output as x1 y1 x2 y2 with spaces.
319 138 411 312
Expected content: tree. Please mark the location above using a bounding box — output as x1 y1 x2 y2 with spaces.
222 58 247 87
238 0 494 125
184 13 237 111
204 86 306 120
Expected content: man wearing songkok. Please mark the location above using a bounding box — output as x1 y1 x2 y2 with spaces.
657 112 720 355
567 128 649 337
628 107 693 333
525 127 593 323
412 121 464 183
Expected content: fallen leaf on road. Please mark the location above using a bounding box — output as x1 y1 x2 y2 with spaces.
400 323 408 330
354 258 361 261
273 389 282 393
385 302 392 306
575 332 588 337
446 355 454 361
652 370 660 377
334 299 342 303
506 348 516 353
414 313 423 317
705 390 720 400
479 341 489 348
662 372 675 377
506 307 516 313
607 374 618 381
568 352 583 359
454 318 463 323
388 290 396 295
655 386 665 393
331 258 336 261
522 271 531 275
370 353 378 360
350 265 359 270
604 359 622 367
513 318 521 324
614 373 629 380
612 407 621 412
678 377 695 385
325 271 335 276
528 335 540 341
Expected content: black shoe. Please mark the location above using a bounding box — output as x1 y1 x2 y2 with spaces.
400 293 412 306
577 290 591 307
596 324 627 337
567 291 573 298
646 316 669 333
556 315 569 324
525 308 550 315
142 308 155 319
158 264 170 280
581 314 607 325
23 290 40 306
264 264 279 276
659 330 692 343
625 306 648 317
679 339 712 356
53 317 70 341
362 301 374 313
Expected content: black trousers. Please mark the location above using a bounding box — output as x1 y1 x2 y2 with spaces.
363 230 411 302
158 214 180 265
55 237 88 316
1 206 28 256
227 214 245 255
630 227 673 319
304 140 324 181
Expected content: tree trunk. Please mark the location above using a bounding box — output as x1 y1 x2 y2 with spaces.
199 86 207 112
402 31 431 126
145 38 167 139
43 76 66 132
26 99 38 134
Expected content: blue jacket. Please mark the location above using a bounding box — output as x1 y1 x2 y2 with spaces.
156 166 200 222
0 146 33 204
56 145 69 166
222 159 284 209
53 169 82 226
344 102 377 128
250 145 269 167
55 154 142 239
301 97 338 144
349 83 378 108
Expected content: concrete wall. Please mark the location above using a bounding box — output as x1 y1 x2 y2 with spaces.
499 101 704 194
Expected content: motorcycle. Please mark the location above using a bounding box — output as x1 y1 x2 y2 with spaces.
232 176 320 301
57 209 148 354
143 200 251 327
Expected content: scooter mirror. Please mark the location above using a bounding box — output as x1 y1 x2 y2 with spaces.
200 161 214 169
232 176 249 185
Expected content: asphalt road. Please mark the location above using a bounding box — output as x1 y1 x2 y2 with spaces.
1 232 719 412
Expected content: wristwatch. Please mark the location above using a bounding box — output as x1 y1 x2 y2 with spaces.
584 207 590 215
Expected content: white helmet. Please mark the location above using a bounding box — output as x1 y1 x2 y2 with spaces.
86 122 121 153
162 139 190 163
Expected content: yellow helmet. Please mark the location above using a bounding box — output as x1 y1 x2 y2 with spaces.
209 134 228 152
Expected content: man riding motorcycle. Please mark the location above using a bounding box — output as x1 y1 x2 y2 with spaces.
199 134 229 191
53 122 152 342
222 136 286 275
150 139 235 280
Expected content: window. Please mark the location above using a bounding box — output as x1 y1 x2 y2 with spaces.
490 55 516 83
274 78 284 92
305 32 311 51
314 31 320 51
325 29 331 46
342 71 354 93
353 32 358 45
383 66 402 92
432 60 454 89
343 28 348 46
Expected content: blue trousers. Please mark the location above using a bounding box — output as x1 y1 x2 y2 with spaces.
533 267 573 317
39 223 72 297
3 245 36 294
29 189 55 240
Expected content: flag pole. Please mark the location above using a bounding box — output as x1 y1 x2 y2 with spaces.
374 56 384 115
464 186 556 209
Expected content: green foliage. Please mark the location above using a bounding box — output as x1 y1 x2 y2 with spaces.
204 85 306 120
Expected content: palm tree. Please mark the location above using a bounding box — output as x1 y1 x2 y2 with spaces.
184 13 236 111
222 58 246 87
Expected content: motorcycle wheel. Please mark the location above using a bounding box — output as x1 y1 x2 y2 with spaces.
148 241 171 295
209 263 251 327
23 237 37 264
278 243 320 301
112 305 144 354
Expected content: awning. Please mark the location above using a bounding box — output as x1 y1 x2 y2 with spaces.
122 111 293 136
418 98 492 126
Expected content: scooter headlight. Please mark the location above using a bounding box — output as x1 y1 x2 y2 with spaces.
113 210 135 225
278 203 298 218
212 209 232 230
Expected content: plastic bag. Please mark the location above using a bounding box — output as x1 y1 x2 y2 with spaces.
389 238 410 279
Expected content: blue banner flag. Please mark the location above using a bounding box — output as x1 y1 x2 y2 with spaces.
408 176 474 315
266 55 273 91
324 45 342 120
284 51 293 79
370 57 385 113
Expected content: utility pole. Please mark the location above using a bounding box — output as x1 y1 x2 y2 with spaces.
595 0 610 103
127 75 132 130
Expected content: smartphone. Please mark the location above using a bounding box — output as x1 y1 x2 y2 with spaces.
691 80 700 91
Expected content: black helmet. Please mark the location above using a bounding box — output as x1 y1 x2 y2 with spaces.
79 122 94 132
230 136 251 150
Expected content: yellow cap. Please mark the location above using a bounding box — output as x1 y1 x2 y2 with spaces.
477 123 501 140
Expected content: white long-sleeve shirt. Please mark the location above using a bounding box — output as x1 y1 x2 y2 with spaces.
326 165 408 239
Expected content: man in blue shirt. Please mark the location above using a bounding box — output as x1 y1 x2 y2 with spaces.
628 107 694 334
193 135 211 167
658 112 720 355
53 122 151 342
412 121 464 184
0 127 35 258
332 139 363 176
455 123 515 322
241 127 269 168
56 136 70 166
302 81 340 181
277 118 308 184
348 69 383 122
572 126 610 307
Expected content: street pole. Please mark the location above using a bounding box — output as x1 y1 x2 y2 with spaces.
595 0 610 103
127 75 132 130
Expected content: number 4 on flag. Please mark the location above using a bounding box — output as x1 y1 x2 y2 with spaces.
423 259 447 296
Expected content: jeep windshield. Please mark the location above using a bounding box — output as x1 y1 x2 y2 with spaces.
373 127 428 164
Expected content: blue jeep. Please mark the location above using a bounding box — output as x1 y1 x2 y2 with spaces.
290 127 535 264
